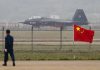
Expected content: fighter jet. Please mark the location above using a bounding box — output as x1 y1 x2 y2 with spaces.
20 9 89 28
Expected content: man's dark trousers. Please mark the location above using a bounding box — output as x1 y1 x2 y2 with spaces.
4 49 15 64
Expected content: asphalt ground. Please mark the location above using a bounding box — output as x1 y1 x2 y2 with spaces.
0 61 100 70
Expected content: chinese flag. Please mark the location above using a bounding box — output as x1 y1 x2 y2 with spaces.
74 25 94 43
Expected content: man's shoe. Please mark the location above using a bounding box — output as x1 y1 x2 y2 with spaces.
2 64 7 66
13 63 15 66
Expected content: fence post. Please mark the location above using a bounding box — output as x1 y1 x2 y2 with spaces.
59 26 63 50
31 25 34 52
2 26 4 51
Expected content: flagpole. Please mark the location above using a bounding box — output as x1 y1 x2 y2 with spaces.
88 25 92 52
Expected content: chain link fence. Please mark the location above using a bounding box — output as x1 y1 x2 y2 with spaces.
0 25 100 53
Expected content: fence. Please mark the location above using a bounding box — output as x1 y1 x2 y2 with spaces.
0 25 100 53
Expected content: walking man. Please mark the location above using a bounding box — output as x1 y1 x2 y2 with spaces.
3 29 15 66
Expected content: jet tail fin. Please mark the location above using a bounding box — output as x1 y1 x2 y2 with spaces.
72 9 88 25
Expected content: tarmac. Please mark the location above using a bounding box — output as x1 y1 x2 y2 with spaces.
0 61 100 70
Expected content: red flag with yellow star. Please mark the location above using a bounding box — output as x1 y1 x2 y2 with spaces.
74 25 94 43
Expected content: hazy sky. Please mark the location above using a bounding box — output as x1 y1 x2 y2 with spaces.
0 0 100 23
